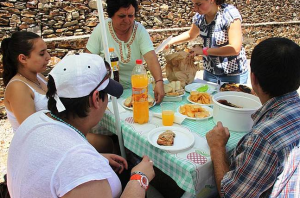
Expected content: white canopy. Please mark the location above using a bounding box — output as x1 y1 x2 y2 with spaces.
96 0 126 158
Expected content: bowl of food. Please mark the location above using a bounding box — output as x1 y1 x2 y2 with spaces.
212 91 262 132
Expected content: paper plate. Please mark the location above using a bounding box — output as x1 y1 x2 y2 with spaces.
155 36 173 54
121 99 156 111
148 126 195 151
164 92 185 98
177 105 213 120
185 83 216 94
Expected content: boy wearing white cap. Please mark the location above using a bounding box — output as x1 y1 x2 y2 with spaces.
7 53 155 198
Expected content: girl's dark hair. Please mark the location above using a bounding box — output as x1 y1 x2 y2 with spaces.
0 31 40 86
47 75 91 119
106 0 139 18
215 0 225 5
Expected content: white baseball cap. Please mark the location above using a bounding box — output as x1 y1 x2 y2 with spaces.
49 53 123 112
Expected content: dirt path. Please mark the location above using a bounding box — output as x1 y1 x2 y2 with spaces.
0 118 13 183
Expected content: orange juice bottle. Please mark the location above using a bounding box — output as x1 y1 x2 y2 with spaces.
131 59 149 124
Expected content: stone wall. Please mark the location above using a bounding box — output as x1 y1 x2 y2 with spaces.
0 0 300 116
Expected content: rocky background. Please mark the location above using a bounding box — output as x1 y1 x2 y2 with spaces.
0 0 300 117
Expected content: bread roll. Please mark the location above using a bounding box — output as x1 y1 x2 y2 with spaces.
170 81 176 92
148 95 154 106
164 84 173 93
175 81 181 91
124 96 132 107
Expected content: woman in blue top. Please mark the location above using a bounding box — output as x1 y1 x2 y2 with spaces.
169 0 248 84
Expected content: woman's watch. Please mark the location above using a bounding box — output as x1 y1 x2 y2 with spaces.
130 171 149 190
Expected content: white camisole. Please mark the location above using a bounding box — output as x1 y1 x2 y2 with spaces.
5 75 48 132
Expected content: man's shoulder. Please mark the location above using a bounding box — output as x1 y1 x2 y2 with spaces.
252 101 300 148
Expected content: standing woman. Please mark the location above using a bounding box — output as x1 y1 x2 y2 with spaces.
86 0 164 103
169 0 248 84
1 31 50 132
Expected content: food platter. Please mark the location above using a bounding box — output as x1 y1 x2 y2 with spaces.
185 83 217 94
187 95 213 106
219 83 256 95
147 126 195 151
177 105 213 120
121 99 156 111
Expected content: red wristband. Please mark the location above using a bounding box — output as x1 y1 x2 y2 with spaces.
203 47 209 56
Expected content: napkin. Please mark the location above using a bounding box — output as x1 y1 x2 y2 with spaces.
107 101 126 114
153 112 185 124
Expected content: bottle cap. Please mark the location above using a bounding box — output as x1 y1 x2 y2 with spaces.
136 59 143 64
109 48 114 52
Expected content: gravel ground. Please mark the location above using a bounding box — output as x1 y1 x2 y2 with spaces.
0 118 13 183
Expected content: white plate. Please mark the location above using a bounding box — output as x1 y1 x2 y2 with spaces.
121 99 156 111
187 95 213 106
155 36 173 54
164 92 185 98
177 105 213 120
148 126 195 151
185 83 216 94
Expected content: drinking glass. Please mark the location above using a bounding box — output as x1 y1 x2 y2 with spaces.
161 102 175 126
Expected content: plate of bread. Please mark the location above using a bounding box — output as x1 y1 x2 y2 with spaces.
122 95 156 110
177 104 213 120
147 126 195 151
187 91 213 106
163 81 185 97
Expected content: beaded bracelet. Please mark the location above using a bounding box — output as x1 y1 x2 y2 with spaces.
202 47 209 56
155 79 163 83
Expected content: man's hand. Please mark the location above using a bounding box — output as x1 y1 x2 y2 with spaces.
131 156 155 182
206 121 230 150
102 154 128 174
154 81 164 104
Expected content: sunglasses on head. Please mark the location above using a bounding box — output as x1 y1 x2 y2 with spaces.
89 60 112 95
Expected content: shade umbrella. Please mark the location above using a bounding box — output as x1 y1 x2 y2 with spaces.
96 0 126 158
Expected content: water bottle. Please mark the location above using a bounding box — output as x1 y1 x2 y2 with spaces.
131 59 149 124
109 47 120 82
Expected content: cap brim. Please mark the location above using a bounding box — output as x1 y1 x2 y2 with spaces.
103 79 124 98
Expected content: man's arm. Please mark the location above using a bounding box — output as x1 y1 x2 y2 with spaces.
206 122 230 196
210 147 230 195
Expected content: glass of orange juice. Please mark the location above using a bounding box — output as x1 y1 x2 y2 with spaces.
161 102 175 126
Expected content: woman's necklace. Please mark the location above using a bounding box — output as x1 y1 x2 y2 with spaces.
18 73 46 92
108 21 138 63
50 113 87 140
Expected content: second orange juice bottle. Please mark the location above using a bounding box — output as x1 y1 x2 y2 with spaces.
131 59 149 124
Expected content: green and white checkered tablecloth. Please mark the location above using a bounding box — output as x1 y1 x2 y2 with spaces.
99 89 247 196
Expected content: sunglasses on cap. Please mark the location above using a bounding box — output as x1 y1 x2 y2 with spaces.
89 60 112 95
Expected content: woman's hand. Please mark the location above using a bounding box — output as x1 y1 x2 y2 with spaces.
154 81 164 104
102 154 128 174
190 45 203 56
131 156 155 182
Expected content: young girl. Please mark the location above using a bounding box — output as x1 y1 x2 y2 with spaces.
1 31 50 132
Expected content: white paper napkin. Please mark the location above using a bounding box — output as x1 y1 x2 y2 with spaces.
107 101 126 114
152 112 185 124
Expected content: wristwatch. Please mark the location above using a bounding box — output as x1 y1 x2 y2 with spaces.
130 171 149 190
